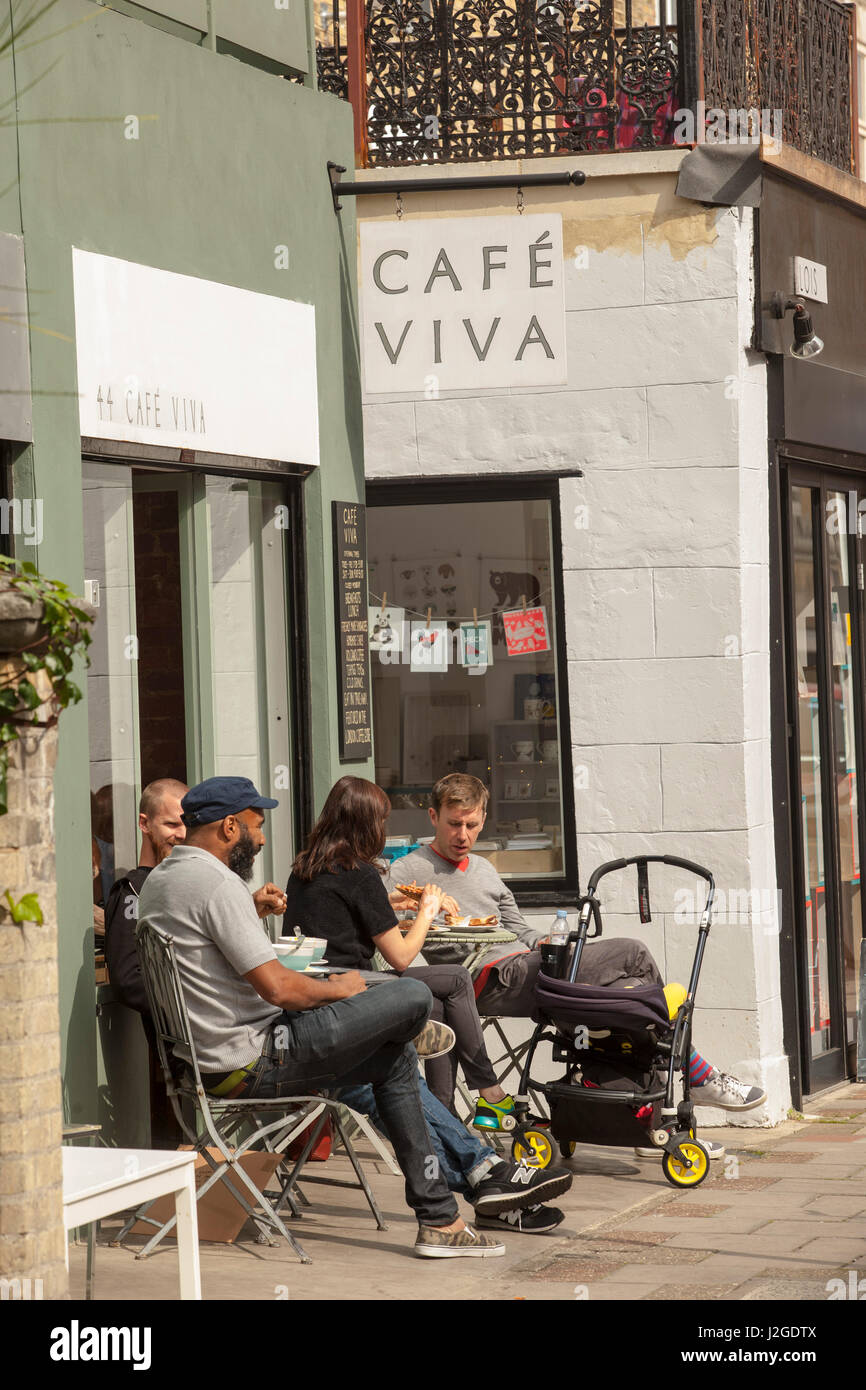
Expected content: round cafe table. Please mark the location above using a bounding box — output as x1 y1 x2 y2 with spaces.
421 925 517 972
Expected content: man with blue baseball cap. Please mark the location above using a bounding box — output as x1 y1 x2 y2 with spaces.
137 775 504 1258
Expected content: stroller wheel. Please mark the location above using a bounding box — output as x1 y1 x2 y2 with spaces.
559 1140 576 1158
661 1136 710 1189
511 1128 554 1169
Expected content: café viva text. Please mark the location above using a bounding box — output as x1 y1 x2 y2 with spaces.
371 239 558 366
94 384 207 434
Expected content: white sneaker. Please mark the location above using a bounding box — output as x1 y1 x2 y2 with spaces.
414 1222 505 1258
634 1138 725 1160
694 1069 766 1111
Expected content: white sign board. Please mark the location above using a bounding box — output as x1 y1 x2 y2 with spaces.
793 256 828 304
361 214 566 395
72 249 319 466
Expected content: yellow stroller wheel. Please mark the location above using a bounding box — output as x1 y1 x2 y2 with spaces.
661 1135 710 1189
559 1139 576 1158
511 1128 555 1169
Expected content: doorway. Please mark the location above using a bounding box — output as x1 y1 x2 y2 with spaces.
83 460 299 901
783 463 865 1093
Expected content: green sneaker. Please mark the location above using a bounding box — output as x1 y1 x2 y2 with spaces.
473 1096 517 1132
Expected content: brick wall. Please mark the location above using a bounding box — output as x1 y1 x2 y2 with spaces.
0 680 67 1300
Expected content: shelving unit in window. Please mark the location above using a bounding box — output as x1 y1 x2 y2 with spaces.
489 717 562 830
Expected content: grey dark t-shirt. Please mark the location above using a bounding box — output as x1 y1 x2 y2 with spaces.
136 844 280 1072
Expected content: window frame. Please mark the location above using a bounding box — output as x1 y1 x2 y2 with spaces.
365 472 580 906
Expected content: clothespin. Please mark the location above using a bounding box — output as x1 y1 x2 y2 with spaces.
426 607 432 629
473 608 478 628
521 594 527 614
380 590 387 617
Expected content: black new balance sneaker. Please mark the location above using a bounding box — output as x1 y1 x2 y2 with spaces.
475 1204 565 1234
472 1160 573 1215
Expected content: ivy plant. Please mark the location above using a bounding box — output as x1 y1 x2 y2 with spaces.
0 555 93 817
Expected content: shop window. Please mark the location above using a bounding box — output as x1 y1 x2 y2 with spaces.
367 485 574 887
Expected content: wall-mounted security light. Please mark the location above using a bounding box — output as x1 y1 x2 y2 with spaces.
769 291 824 359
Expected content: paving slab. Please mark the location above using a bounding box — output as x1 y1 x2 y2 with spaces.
643 1281 743 1300
738 1277 842 1300
801 1196 866 1218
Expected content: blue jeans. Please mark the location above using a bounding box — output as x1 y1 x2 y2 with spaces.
339 1076 499 1198
239 977 458 1226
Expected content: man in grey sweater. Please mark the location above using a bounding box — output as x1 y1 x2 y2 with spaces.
386 773 654 1018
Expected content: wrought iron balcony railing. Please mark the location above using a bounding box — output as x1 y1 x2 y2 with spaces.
314 0 856 174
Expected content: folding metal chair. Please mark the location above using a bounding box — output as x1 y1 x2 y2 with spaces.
119 921 388 1265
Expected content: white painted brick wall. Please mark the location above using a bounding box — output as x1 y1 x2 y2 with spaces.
361 177 789 1122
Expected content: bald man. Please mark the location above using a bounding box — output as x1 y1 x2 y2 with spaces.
104 778 190 1013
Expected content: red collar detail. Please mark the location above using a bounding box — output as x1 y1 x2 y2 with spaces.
430 844 470 872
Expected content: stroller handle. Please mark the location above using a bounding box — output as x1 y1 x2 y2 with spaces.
585 854 715 899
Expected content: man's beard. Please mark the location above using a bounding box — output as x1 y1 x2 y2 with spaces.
228 824 258 881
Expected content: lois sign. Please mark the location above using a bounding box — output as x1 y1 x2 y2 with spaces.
361 215 566 395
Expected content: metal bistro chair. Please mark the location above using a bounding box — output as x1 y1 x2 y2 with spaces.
119 921 387 1265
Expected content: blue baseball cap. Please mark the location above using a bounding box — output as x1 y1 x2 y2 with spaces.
181 776 279 828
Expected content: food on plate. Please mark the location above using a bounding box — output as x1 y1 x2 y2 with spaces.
468 916 498 927
443 913 467 927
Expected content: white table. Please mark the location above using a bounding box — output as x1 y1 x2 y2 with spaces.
62 1146 201 1300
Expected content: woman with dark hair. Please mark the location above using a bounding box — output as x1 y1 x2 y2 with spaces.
285 776 512 1116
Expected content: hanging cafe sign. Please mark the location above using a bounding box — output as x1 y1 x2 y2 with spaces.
360 214 567 395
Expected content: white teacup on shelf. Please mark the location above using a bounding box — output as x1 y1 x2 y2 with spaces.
511 741 541 760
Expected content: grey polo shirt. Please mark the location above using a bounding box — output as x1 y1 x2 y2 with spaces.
136 844 280 1073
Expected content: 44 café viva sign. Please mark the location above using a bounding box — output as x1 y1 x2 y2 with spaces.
360 214 567 394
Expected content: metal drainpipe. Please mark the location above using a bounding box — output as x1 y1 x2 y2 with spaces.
205 0 217 51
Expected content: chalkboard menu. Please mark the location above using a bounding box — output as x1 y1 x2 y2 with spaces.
332 500 373 761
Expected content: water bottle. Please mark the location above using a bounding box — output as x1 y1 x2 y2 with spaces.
544 909 569 978
550 909 569 945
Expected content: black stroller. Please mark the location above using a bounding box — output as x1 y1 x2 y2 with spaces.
508 855 716 1189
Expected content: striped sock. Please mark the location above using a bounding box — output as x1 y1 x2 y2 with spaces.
689 1050 713 1087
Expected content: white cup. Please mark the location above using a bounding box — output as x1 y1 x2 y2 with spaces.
511 740 541 760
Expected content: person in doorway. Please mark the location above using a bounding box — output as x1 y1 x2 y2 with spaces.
283 776 539 1123
387 774 768 1146
136 775 513 1259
